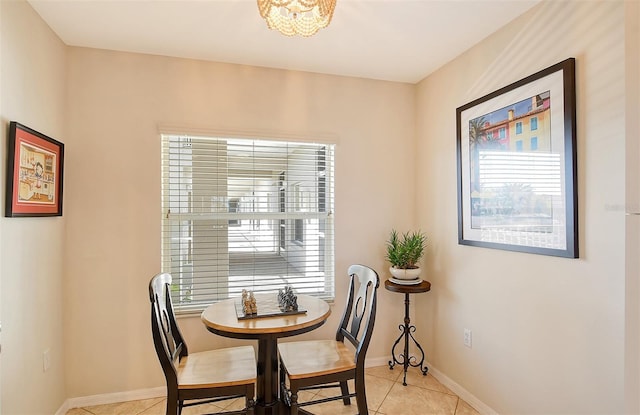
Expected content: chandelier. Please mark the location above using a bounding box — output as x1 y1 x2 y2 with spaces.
257 0 337 37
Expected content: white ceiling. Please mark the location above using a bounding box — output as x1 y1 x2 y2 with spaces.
28 0 540 84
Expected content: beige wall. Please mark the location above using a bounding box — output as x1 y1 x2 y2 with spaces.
63 48 416 397
416 1 629 413
625 1 640 413
0 1 68 414
2 0 639 413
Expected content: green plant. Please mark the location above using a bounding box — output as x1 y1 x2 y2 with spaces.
385 229 426 269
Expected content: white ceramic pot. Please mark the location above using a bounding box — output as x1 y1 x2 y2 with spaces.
389 266 421 280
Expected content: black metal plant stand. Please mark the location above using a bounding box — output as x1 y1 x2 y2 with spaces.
384 279 431 386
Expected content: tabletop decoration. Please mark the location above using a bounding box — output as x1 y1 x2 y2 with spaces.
235 291 307 320
278 285 298 312
203 293 330 414
241 289 258 315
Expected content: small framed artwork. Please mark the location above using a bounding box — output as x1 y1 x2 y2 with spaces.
5 122 64 217
456 58 577 258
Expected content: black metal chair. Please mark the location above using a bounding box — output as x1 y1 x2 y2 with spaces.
278 264 380 415
149 273 256 415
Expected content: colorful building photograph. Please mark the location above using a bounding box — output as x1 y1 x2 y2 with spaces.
468 91 561 233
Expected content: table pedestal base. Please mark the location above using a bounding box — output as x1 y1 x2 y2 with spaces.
256 338 281 415
388 292 428 386
201 294 330 415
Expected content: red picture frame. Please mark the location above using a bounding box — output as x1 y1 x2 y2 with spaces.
5 122 64 217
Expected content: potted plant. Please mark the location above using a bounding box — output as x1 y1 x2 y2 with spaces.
385 229 426 280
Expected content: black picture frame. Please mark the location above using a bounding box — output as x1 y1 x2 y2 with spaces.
456 58 577 258
6 122 64 217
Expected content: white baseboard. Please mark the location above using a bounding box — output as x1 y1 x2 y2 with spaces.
57 360 498 415
366 356 498 415
366 355 392 368
56 386 166 415
54 359 390 414
426 365 498 415
54 400 71 415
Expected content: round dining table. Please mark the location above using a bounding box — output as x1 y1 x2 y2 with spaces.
201 293 331 415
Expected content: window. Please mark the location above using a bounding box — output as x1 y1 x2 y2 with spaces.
228 198 240 227
161 135 335 312
531 137 538 151
530 117 538 131
499 127 506 139
293 183 304 244
515 122 523 135
516 140 523 151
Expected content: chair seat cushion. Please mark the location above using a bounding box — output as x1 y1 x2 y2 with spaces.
177 345 256 389
278 340 356 380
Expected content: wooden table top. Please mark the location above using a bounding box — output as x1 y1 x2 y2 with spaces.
201 293 331 336
384 279 431 294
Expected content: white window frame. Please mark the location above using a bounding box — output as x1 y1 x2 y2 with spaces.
161 134 335 313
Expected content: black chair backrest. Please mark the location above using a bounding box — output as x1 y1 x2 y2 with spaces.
336 265 380 365
149 273 188 389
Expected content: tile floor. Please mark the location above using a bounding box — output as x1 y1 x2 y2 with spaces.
65 366 480 415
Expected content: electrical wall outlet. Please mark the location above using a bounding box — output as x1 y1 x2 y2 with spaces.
464 328 472 348
43 349 51 372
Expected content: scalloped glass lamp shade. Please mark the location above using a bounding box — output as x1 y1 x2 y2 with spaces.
257 0 337 37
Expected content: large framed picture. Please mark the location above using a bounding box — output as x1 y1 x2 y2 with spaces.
5 122 64 217
456 58 577 258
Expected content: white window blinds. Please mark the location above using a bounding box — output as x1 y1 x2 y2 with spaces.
161 135 335 312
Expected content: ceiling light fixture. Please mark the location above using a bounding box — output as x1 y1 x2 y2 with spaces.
257 0 337 37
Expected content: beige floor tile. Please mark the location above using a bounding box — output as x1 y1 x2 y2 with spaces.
219 396 250 412
455 399 480 415
302 398 359 415
137 399 227 415
388 365 427 385
135 400 164 415
65 409 92 415
403 371 455 395
302 375 391 414
184 403 228 415
360 374 395 411
296 389 319 403
377 383 458 415
76 364 470 415
366 365 402 382
310 381 353 398
82 398 164 415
